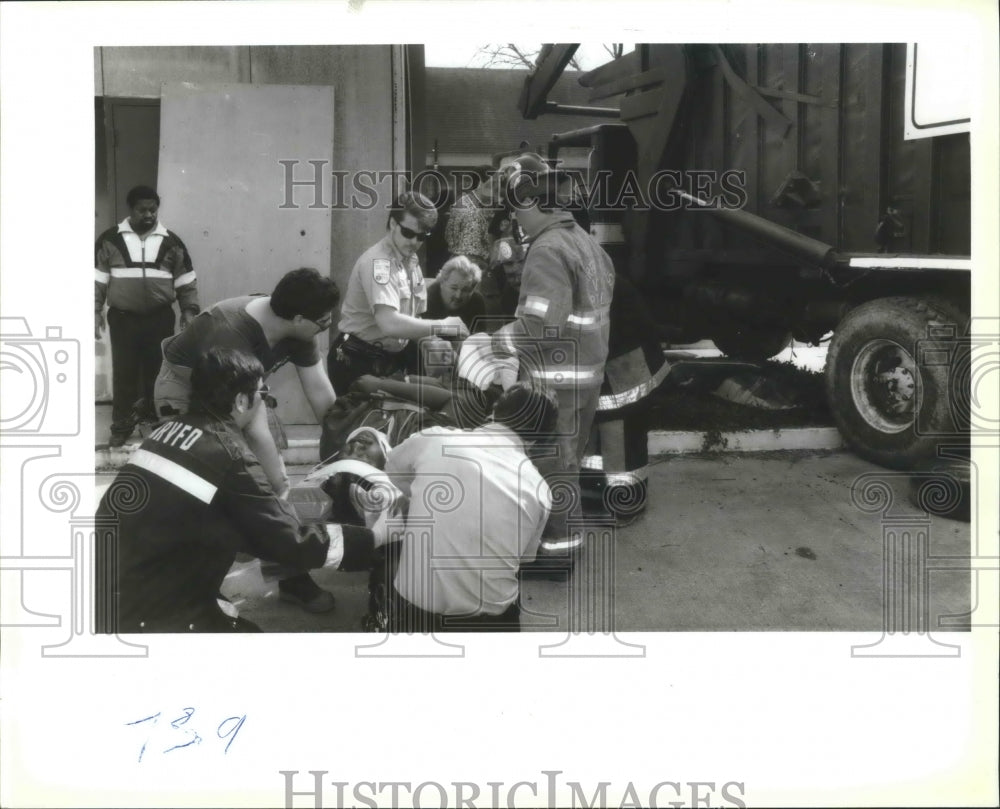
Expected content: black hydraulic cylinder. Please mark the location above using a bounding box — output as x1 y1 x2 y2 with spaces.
673 189 841 269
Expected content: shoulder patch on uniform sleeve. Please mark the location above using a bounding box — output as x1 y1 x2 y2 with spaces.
373 259 391 285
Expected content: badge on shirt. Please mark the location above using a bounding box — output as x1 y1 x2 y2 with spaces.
373 259 391 285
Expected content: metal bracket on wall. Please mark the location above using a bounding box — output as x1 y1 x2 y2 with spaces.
771 172 823 208
710 45 794 136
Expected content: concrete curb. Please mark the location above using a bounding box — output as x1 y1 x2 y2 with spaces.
97 427 844 469
283 438 323 467
648 427 843 456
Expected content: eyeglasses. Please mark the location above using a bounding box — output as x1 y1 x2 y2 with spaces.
397 222 431 242
309 313 334 330
254 384 278 409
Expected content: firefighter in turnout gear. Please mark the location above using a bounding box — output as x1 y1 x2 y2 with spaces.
490 154 615 569
581 273 671 524
95 347 381 633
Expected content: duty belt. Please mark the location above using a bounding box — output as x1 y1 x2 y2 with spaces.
334 333 399 362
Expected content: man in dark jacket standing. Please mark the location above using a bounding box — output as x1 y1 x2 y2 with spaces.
95 347 379 633
95 185 199 447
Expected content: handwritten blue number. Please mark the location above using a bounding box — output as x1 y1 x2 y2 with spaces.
217 715 246 754
125 712 161 763
127 710 244 760
162 730 202 754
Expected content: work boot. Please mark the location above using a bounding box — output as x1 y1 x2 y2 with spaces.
579 469 611 518
278 573 336 614
110 408 139 448
108 430 132 448
520 534 582 581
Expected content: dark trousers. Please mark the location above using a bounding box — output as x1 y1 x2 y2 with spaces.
388 587 521 633
108 305 174 435
581 398 651 518
327 333 406 396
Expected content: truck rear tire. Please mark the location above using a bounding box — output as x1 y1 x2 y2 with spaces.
825 296 968 470
712 324 792 362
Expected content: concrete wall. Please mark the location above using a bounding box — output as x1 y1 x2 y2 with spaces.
246 46 397 299
96 45 398 300
95 47 253 98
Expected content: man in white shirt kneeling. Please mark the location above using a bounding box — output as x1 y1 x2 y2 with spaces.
385 382 557 632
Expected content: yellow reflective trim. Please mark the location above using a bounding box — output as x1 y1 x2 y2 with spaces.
130 448 217 504
110 267 173 280
606 468 649 486
523 296 550 316
529 366 602 381
540 536 584 552
597 362 671 410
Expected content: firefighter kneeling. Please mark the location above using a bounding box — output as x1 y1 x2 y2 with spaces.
96 347 382 633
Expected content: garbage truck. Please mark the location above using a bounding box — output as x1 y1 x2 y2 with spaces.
518 43 972 470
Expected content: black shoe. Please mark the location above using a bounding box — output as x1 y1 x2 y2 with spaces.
519 555 575 581
108 432 130 448
278 574 336 614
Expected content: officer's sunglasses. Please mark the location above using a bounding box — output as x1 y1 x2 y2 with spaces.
397 222 431 242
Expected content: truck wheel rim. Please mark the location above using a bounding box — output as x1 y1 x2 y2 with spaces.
850 339 919 434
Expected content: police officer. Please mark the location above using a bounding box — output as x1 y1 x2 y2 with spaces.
491 154 615 569
329 191 469 394
96 347 382 633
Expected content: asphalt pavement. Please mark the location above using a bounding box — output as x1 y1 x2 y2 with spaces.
95 448 972 635
92 342 974 635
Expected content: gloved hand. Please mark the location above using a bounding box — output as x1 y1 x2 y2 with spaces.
439 316 470 341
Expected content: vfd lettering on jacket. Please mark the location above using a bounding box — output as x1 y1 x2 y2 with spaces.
94 219 199 315
104 413 332 569
492 217 615 389
97 412 346 631
147 420 204 451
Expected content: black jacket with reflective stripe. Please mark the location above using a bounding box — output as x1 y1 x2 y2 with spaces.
96 412 363 631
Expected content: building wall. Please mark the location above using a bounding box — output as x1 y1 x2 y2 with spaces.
96 45 399 297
